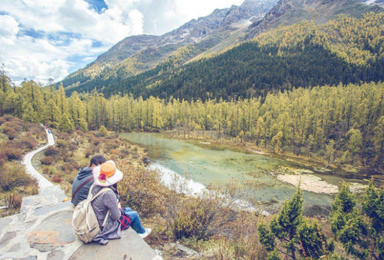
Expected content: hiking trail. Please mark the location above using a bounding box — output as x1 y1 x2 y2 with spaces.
0 125 161 260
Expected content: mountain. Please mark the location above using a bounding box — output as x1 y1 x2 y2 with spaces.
65 11 384 101
363 0 384 8
61 0 277 89
245 0 382 39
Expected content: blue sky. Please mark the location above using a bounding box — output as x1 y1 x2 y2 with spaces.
0 0 244 85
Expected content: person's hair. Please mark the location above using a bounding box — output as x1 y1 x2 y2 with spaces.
89 155 106 167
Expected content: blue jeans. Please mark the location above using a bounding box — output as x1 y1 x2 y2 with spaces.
124 207 146 234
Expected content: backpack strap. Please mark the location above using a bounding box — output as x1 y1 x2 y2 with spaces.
89 186 112 202
102 211 110 228
72 176 94 203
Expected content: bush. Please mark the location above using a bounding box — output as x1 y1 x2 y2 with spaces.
20 136 37 150
92 138 101 146
51 175 62 183
55 139 67 148
119 148 130 158
167 190 237 241
85 148 93 158
44 146 59 157
118 164 166 217
68 142 77 151
64 159 79 170
41 156 54 165
6 192 23 209
0 152 6 167
3 115 13 121
0 162 37 191
104 141 119 152
0 117 6 125
7 130 18 140
43 166 57 175
5 148 23 161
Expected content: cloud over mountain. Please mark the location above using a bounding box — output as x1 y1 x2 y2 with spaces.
0 0 243 84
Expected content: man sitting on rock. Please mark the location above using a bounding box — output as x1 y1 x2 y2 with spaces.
71 155 107 207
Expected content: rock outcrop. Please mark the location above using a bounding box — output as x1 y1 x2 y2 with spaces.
0 185 160 260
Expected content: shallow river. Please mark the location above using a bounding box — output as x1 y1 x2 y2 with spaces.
120 132 368 216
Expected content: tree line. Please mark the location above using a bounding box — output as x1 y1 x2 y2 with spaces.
1 77 383 172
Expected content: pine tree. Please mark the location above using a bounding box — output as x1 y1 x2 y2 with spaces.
43 99 61 128
58 113 74 133
330 183 370 259
258 187 333 259
22 104 38 123
99 125 108 136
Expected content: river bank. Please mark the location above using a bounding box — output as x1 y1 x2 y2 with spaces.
120 132 372 217
161 130 384 181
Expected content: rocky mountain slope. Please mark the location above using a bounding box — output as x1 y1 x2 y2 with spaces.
61 0 277 89
363 0 384 8
246 0 381 39
63 0 382 97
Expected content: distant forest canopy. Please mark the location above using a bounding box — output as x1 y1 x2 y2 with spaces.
1 77 384 172
65 13 384 101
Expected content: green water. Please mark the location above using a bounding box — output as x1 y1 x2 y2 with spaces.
120 132 365 216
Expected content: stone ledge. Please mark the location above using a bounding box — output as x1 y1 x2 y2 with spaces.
0 186 161 260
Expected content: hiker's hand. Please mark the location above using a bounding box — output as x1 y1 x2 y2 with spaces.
118 202 122 209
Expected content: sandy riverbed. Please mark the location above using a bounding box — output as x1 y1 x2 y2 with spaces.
277 174 339 194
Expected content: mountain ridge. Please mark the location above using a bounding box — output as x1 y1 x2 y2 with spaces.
63 0 383 99
61 0 277 88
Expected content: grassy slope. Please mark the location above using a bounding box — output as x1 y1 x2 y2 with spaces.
0 116 46 217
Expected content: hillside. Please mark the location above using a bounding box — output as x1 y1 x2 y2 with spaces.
246 0 381 39
61 0 277 89
66 12 384 101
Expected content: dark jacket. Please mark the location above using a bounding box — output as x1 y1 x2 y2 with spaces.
91 185 122 245
71 167 94 207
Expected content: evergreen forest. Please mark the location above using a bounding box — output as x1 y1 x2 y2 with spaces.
1 77 384 173
65 13 384 101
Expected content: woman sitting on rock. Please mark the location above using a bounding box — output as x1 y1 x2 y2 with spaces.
90 160 151 245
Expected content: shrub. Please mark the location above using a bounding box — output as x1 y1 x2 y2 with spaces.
51 175 62 183
41 156 54 165
167 189 237 241
44 146 59 157
3 115 13 121
60 161 79 174
118 164 166 217
0 152 6 167
85 148 93 158
5 148 23 161
55 139 67 148
28 126 45 140
68 142 77 151
20 136 37 150
6 192 23 209
0 162 37 191
92 138 101 146
119 148 130 158
98 125 108 136
43 166 57 175
0 117 6 125
104 141 119 152
6 129 18 140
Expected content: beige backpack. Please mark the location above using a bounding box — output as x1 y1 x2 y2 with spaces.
72 185 111 243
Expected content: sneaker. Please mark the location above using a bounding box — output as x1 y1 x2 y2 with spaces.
138 228 152 239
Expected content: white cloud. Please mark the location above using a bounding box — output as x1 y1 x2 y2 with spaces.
0 15 19 38
0 0 245 84
127 9 144 35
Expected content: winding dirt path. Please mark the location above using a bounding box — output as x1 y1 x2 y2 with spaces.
22 125 55 188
